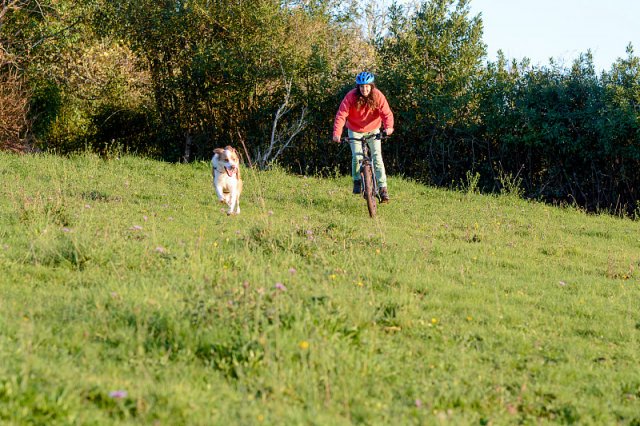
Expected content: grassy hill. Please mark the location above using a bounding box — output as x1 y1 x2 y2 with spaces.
1 152 639 425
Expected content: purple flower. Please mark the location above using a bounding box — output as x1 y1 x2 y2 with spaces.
415 399 422 408
274 282 287 291
288 268 297 275
109 390 128 399
130 225 143 231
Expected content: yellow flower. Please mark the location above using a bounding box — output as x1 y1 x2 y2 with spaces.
466 316 473 321
299 341 310 350
431 318 438 325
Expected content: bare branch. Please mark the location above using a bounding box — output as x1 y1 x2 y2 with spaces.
257 73 306 169
236 129 254 169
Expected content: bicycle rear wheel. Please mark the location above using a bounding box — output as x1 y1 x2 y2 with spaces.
362 163 377 218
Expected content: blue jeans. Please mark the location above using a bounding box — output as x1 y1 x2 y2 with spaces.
348 129 387 188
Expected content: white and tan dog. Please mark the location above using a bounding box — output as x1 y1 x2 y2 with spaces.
211 145 242 215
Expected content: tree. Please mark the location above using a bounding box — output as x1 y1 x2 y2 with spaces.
376 0 486 182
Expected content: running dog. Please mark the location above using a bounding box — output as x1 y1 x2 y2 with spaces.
211 146 242 215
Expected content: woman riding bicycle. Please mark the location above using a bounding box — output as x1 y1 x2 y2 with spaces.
332 71 394 202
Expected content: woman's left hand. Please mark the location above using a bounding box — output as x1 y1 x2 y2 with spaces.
385 128 394 136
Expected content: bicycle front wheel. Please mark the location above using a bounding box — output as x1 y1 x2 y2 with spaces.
362 163 377 218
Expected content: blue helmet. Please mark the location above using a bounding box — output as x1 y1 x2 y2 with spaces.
355 71 375 85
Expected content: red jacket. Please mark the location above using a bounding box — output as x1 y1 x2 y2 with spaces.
333 88 394 139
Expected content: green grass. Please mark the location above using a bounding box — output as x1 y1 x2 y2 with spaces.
1 151 639 425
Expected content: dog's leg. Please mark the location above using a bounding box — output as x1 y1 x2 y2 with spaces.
236 179 242 214
227 190 238 215
214 182 226 203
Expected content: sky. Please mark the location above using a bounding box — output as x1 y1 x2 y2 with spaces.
466 0 640 72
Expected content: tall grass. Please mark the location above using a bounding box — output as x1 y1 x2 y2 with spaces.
1 152 639 424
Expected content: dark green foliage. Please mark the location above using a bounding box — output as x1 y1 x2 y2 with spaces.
29 80 63 141
475 50 640 213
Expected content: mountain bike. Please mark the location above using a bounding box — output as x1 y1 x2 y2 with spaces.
342 131 388 218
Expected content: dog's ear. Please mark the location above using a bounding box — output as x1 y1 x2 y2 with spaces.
213 148 224 156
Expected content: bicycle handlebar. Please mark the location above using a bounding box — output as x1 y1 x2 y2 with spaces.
339 130 389 144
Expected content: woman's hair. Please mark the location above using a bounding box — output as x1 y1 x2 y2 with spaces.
355 83 378 110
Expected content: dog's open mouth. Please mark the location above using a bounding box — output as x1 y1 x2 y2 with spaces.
225 166 237 177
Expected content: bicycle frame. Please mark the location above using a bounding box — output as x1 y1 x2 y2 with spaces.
343 133 383 198
342 131 387 217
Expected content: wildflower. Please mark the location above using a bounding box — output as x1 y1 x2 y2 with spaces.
143 215 148 221
62 227 72 233
109 390 128 399
155 246 167 253
274 282 287 291
431 318 438 325
559 281 566 286
130 225 142 231
299 340 309 350
415 399 423 408
84 204 91 209
466 316 473 321
289 267 297 275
